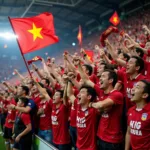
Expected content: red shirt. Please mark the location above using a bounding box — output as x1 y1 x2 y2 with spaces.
94 85 124 143
127 103 150 150
17 112 31 125
89 74 99 84
33 94 41 106
117 69 127 95
75 99 98 150
3 99 9 114
5 99 16 129
38 100 52 130
51 103 70 144
126 74 146 110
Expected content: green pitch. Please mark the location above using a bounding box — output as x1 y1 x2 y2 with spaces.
0 130 5 150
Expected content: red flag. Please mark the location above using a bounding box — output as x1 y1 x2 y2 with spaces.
77 25 83 46
84 50 94 61
27 56 42 65
109 11 120 26
9 12 59 54
100 26 119 47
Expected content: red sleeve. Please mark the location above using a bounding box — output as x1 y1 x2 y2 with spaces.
108 91 123 105
147 49 150 56
21 113 31 125
55 83 61 90
73 88 79 97
43 102 50 114
117 70 126 84
89 74 99 84
11 99 17 105
49 99 53 108
127 107 133 125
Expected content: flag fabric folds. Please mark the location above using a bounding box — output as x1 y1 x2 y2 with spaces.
109 11 120 26
85 50 94 62
9 12 59 54
27 56 42 65
100 26 119 47
77 25 83 46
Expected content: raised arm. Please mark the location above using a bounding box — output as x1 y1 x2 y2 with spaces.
14 69 25 81
143 25 150 35
33 79 50 101
67 72 81 90
32 64 44 79
67 81 76 104
105 39 127 67
63 83 68 106
2 82 16 94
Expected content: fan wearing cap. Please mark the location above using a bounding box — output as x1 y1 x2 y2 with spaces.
125 80 150 150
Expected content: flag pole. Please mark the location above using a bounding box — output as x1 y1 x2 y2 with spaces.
8 17 32 78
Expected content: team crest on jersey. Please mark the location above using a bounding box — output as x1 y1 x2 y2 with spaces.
141 113 148 121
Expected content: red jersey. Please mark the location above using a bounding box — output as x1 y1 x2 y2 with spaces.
126 74 146 110
38 100 52 130
2 99 9 114
4 99 16 129
75 99 98 150
117 69 127 95
16 112 31 125
51 103 70 144
127 103 150 150
33 94 41 106
94 85 124 143
89 74 99 84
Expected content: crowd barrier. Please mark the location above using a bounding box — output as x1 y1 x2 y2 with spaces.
33 134 58 150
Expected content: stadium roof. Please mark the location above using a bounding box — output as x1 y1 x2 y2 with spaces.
0 0 149 40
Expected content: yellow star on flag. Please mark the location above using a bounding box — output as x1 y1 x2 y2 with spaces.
28 23 43 41
113 17 118 23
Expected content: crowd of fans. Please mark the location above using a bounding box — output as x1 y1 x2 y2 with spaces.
0 8 150 150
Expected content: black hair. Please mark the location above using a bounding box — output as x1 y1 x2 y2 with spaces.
38 82 44 88
131 56 144 73
46 88 52 98
21 86 29 95
19 97 29 106
14 96 19 103
38 82 52 98
83 64 93 76
117 49 122 55
80 85 97 102
136 48 144 58
104 69 118 87
42 78 50 86
56 90 64 98
140 80 150 102
123 53 130 61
